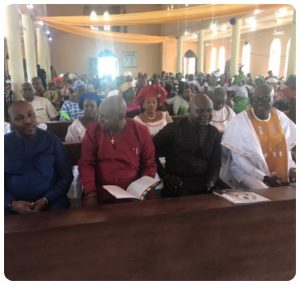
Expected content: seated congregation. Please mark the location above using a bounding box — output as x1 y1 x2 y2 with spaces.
4 70 296 214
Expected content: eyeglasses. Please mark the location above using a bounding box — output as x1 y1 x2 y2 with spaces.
252 96 273 103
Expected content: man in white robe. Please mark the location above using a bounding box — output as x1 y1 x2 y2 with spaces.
220 84 296 190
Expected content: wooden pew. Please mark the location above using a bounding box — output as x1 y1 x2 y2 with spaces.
64 142 81 166
4 186 295 281
47 117 185 142
46 121 72 141
171 115 186 122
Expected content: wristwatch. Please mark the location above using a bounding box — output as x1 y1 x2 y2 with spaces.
8 200 15 209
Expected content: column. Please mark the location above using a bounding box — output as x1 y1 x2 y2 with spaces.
197 30 204 73
230 18 241 78
44 34 52 83
21 13 37 83
286 9 296 77
37 26 51 84
5 5 25 99
36 26 44 71
176 36 183 73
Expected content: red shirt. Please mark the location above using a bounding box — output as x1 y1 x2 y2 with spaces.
78 119 156 194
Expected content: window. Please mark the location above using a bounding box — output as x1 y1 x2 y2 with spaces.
284 39 291 77
210 47 217 73
183 58 196 75
218 46 225 74
98 50 119 79
183 49 197 75
242 42 251 74
268 38 281 77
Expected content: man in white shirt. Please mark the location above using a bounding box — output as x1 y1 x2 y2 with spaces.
210 87 235 133
20 82 59 123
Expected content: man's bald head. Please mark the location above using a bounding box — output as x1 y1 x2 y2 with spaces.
100 95 127 117
99 95 127 132
252 83 274 120
253 83 274 98
20 82 35 102
189 94 213 126
31 76 44 93
8 101 30 119
8 101 37 138
211 87 226 110
190 94 213 110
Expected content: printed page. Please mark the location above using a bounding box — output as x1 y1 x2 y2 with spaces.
127 176 161 200
213 190 270 205
103 185 137 199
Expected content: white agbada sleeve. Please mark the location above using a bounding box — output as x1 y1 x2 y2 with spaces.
220 108 296 187
65 119 86 143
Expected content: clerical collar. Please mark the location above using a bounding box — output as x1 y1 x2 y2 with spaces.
251 108 271 122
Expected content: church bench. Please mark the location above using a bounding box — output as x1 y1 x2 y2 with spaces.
171 115 186 122
63 142 81 166
46 121 72 141
4 186 295 281
47 117 186 142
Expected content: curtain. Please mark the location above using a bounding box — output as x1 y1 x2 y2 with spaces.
45 21 174 44
37 4 285 26
36 4 287 44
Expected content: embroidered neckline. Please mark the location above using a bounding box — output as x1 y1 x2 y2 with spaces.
251 108 271 122
211 105 230 123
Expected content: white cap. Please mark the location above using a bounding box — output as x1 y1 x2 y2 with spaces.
235 86 248 98
68 73 77 80
266 77 278 84
123 71 132 77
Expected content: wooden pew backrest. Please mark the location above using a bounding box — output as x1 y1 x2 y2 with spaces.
47 121 72 141
171 115 187 122
63 142 81 166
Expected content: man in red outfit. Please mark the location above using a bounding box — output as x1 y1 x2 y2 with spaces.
78 95 157 206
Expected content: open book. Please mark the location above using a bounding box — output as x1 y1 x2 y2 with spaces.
213 189 270 205
103 176 161 201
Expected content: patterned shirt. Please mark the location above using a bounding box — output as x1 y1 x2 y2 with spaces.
59 100 84 121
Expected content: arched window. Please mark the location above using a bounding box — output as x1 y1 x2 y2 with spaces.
218 46 225 74
268 38 281 77
242 42 251 74
183 49 197 75
284 39 291 77
210 47 217 73
98 49 119 79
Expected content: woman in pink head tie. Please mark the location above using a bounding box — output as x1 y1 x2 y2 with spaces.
134 80 173 136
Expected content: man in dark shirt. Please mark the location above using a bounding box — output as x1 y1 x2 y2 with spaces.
5 101 72 214
153 94 222 197
37 64 47 89
4 81 15 121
